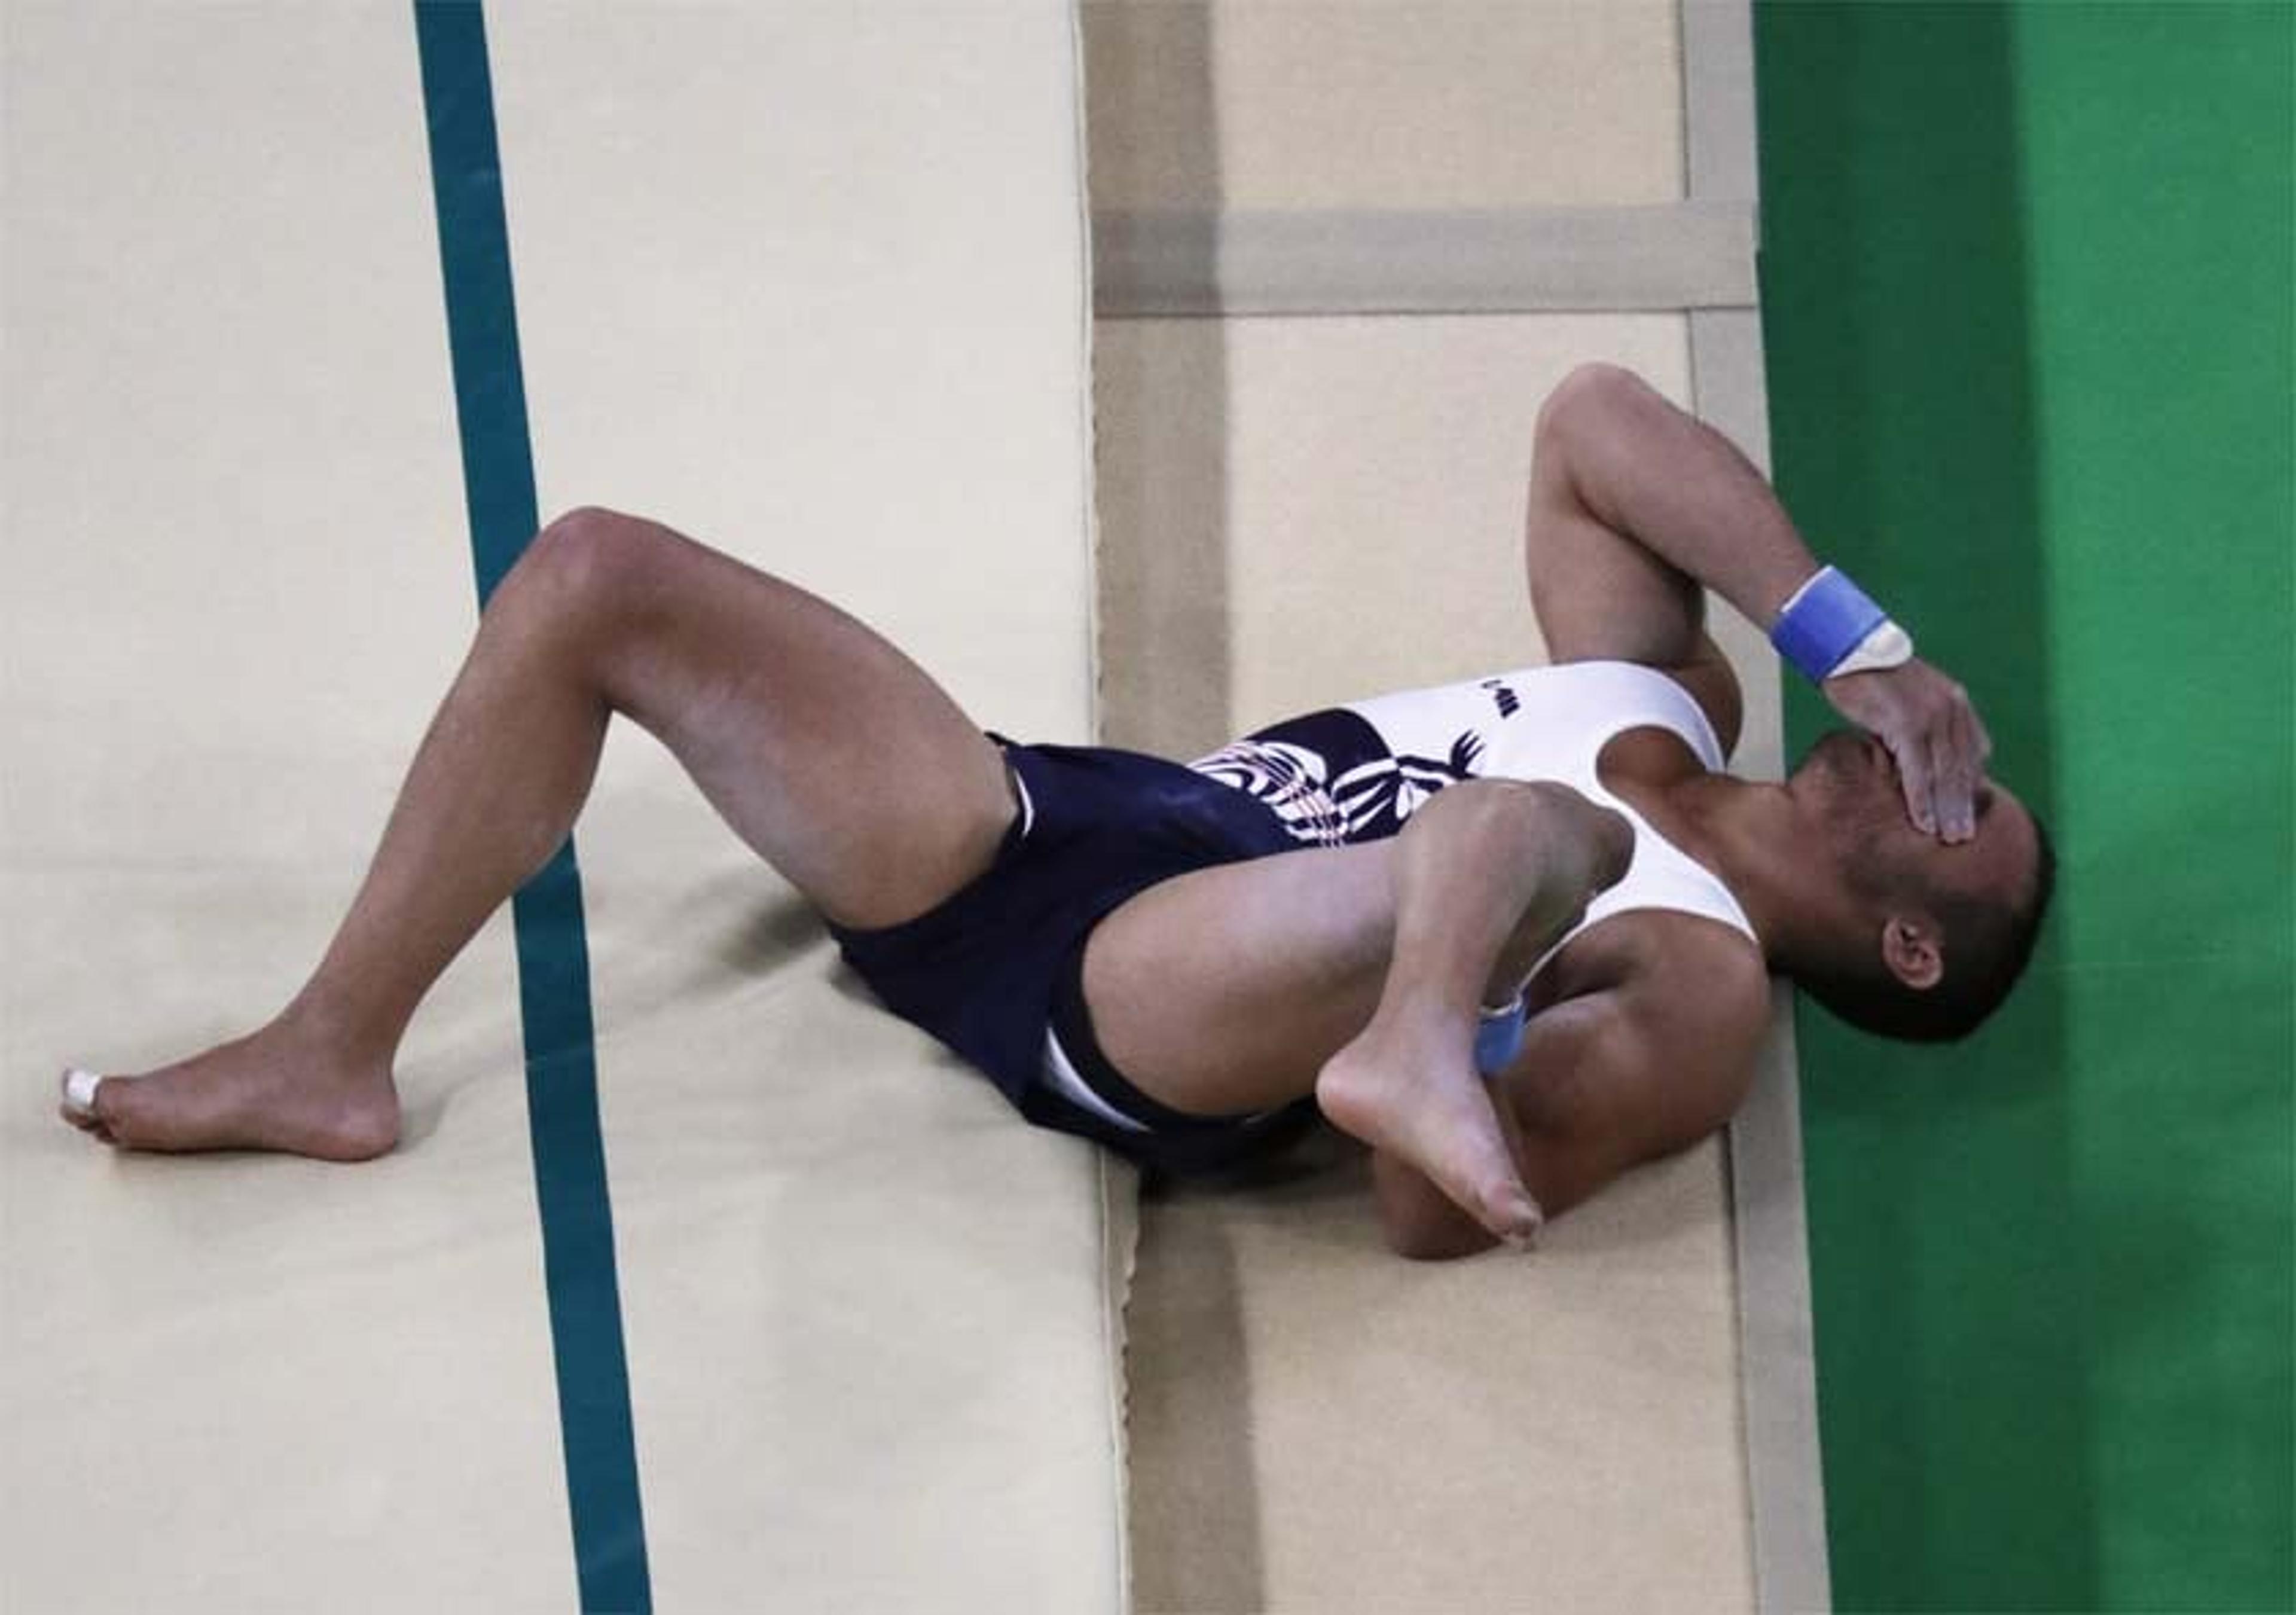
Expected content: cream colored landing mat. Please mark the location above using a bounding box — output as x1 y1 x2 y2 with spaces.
2 5 1125 1611
1098 315 1757 1613
1088 2 1829 1606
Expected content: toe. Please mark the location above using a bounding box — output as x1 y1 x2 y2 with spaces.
60 1067 105 1118
1493 1189 1543 1250
58 1068 118 1142
59 1102 116 1144
87 1076 143 1145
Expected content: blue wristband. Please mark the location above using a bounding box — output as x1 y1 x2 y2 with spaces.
1475 995 1529 1079
1770 566 1888 683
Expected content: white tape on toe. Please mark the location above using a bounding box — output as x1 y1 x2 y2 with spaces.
63 1067 103 1115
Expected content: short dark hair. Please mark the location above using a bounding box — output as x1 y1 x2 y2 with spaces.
1797 810 2057 1043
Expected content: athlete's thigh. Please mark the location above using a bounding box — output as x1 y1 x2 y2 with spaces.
1080 841 1399 1116
577 510 1016 930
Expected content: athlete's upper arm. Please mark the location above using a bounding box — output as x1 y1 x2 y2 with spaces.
1525 970 1763 1187
1373 956 1768 1260
1524 374 1745 755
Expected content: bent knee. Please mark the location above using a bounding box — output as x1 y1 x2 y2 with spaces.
1506 781 1632 886
1535 361 1651 450
1425 776 1589 832
1427 779 1632 888
528 505 662 583
494 506 681 625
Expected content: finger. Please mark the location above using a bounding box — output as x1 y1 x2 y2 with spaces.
1922 730 1951 840
1892 731 1937 836
1926 714 1971 842
1937 706 1978 842
1970 701 1996 770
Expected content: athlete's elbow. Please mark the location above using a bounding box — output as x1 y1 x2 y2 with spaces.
1372 1151 1499 1260
1383 1212 1498 1263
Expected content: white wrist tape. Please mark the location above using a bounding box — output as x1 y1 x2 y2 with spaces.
1830 618 1916 677
63 1067 102 1115
1770 564 1916 682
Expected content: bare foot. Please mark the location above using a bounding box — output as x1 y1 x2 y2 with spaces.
1313 780 1630 1247
58 1015 399 1161
1318 1012 1541 1247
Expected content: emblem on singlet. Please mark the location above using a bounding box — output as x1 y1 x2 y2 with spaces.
1479 677 1521 718
1333 731 1485 838
1192 708 1488 847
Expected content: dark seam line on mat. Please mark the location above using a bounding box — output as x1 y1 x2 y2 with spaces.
414 7 653 1611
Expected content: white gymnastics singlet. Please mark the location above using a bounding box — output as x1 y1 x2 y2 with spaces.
1189 660 1760 979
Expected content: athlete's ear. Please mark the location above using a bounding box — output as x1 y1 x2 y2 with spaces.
1880 915 1944 991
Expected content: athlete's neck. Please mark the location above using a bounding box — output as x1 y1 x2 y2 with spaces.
1662 773 1851 976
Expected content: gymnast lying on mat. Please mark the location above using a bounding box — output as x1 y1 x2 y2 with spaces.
59 362 2052 1259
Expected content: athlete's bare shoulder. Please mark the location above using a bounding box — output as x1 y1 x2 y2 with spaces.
1548 906 1764 1006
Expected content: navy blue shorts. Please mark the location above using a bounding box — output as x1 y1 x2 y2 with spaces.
826 735 1323 1177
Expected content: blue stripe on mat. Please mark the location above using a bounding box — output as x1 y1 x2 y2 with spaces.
412 6 653 1610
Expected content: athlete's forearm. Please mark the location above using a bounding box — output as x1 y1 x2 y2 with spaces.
1543 364 1819 630
1536 364 1994 840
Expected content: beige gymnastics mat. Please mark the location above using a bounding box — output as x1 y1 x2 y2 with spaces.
1082 7 1805 1607
1098 318 1755 1610
2 4 1130 1611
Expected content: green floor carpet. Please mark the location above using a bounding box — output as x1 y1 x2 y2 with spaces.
1755 4 2294 1608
